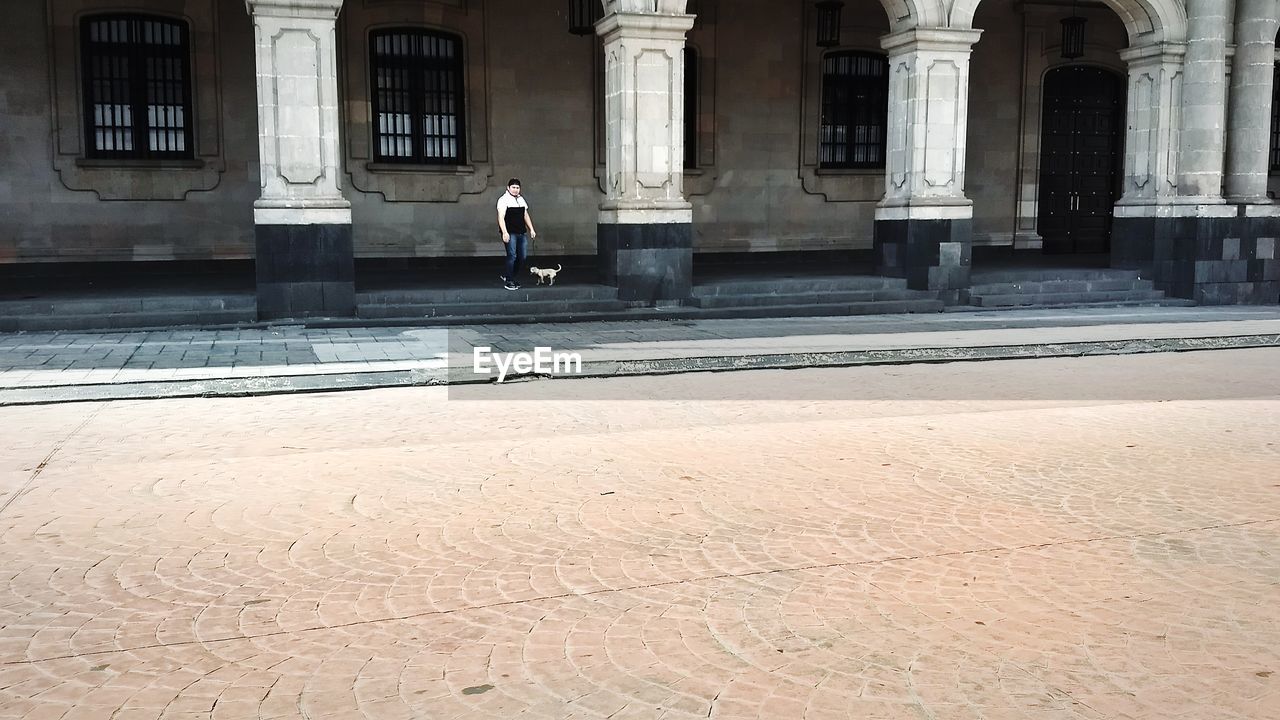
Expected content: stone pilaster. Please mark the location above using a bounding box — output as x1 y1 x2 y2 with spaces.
1225 0 1279 203
596 0 695 304
1117 43 1185 206
873 28 981 303
246 0 354 320
1112 42 1185 292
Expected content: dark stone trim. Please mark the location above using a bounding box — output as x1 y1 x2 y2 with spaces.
598 223 693 302
873 218 972 304
255 224 355 319
1112 210 1280 305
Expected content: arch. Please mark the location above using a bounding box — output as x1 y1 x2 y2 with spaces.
947 0 1187 44
874 0 949 32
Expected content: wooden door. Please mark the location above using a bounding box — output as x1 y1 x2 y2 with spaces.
1037 66 1124 254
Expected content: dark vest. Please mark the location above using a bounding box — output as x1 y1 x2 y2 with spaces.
504 205 527 234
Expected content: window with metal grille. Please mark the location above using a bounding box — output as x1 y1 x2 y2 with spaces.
819 52 888 169
81 14 193 159
1270 64 1280 172
685 47 697 170
371 29 466 165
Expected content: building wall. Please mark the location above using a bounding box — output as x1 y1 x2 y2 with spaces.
967 0 1025 246
0 0 260 264
0 0 1130 266
342 0 892 258
340 0 603 258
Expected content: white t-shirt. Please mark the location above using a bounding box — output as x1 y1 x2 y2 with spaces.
497 192 529 233
496 192 528 211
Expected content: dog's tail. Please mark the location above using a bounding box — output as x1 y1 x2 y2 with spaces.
556 264 562 271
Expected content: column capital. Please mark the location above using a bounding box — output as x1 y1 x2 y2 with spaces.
604 0 689 13
244 0 343 20
596 11 695 41
1118 41 1186 67
880 27 983 56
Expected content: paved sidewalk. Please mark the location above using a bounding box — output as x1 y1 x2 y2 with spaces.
2 306 1280 404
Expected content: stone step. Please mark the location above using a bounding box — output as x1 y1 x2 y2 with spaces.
326 299 946 328
356 298 631 319
0 310 257 333
0 294 257 316
951 297 1197 313
693 275 909 296
694 289 930 308
970 290 1170 308
689 299 945 318
969 268 1142 284
968 278 1155 295
356 283 619 304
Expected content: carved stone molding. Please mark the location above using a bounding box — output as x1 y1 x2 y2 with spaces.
594 7 695 219
1117 42 1185 204
339 0 492 202
46 0 226 200
874 26 982 220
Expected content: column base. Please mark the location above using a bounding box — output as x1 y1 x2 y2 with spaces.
1112 210 1280 305
873 217 972 304
255 224 355 320
597 223 693 303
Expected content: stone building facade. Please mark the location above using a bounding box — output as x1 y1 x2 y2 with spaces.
1 0 1278 317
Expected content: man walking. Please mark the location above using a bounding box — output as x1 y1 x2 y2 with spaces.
497 178 536 290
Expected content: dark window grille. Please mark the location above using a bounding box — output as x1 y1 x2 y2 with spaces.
81 14 193 159
370 28 465 165
685 47 697 169
1271 64 1280 172
819 51 888 169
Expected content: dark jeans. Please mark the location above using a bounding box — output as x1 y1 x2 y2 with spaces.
504 233 528 282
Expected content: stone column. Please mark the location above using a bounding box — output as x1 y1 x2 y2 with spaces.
596 0 695 304
245 0 354 320
1225 0 1279 202
1178 0 1229 199
873 27 982 303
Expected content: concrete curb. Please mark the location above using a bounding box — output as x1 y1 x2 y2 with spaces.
2 333 1277 406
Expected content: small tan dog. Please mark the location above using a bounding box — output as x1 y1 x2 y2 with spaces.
529 263 562 286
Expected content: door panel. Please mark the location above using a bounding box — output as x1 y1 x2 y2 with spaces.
1036 66 1124 254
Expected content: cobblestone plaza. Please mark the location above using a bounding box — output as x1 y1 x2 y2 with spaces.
1 351 1277 719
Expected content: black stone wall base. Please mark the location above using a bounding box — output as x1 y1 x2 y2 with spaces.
598 223 693 303
874 218 972 304
1112 212 1280 305
255 224 355 319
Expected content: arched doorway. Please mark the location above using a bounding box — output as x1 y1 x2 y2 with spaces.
1036 65 1125 254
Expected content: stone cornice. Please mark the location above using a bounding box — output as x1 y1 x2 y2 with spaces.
596 12 696 41
1119 41 1187 65
605 0 688 13
880 27 983 55
244 0 344 20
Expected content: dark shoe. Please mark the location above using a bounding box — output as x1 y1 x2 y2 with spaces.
504 281 518 291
